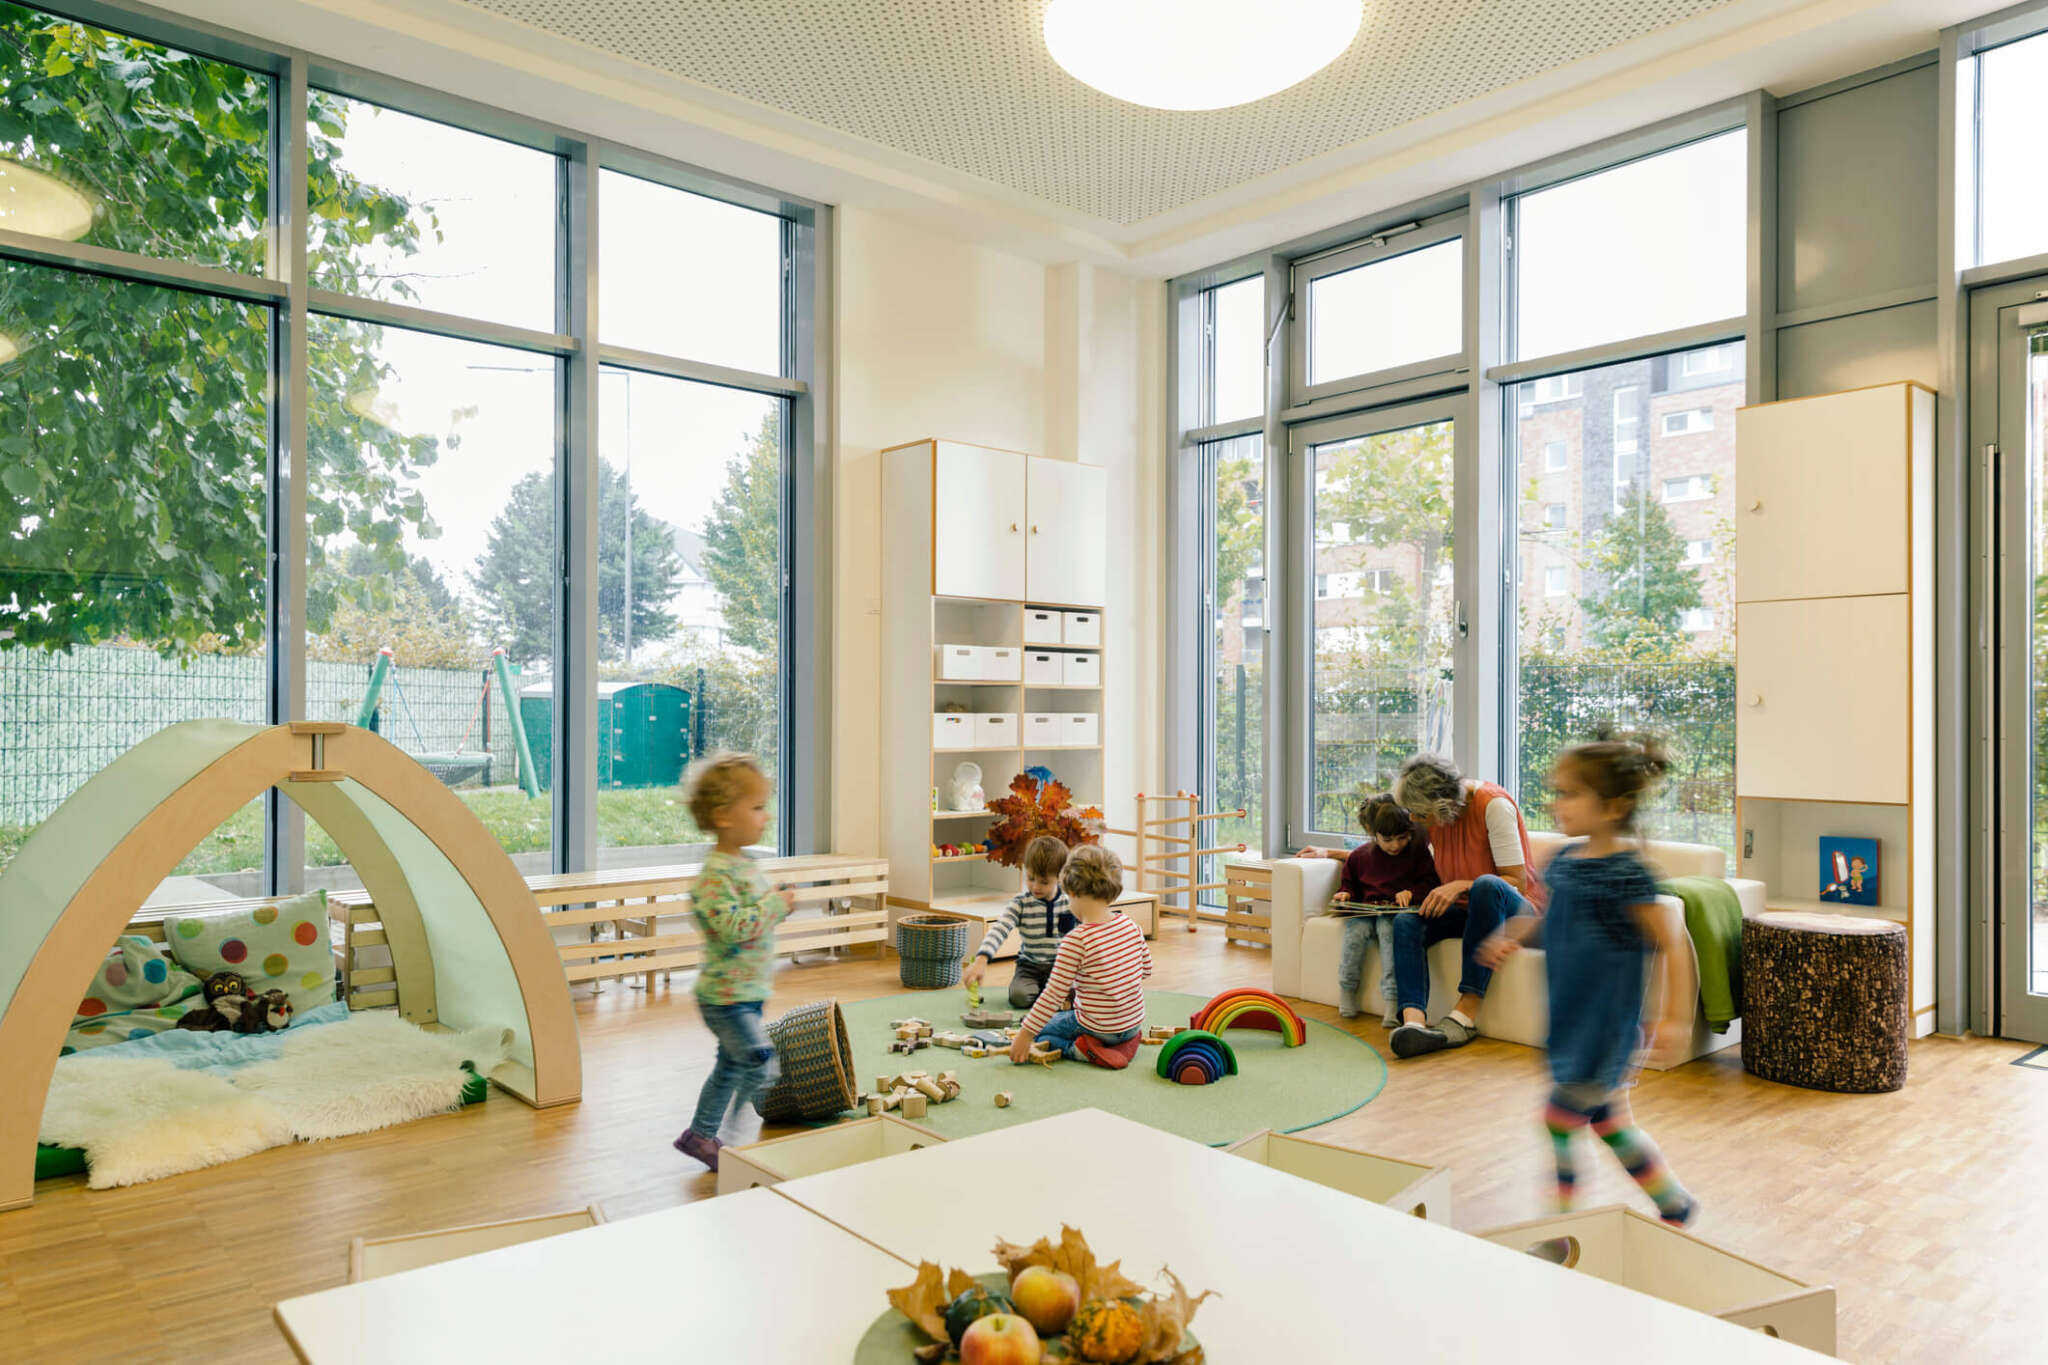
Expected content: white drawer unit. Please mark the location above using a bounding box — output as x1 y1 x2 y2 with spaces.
1023 650 1063 684
932 714 976 750
981 646 1022 682
1062 611 1101 647
935 644 981 681
1023 713 1061 746
1062 713 1099 747
975 713 1017 748
1023 609 1063 645
1062 652 1100 687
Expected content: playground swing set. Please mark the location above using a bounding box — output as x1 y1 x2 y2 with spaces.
354 648 540 798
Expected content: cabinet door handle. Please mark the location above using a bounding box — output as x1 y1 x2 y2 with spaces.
1746 693 1763 707
1010 522 1019 532
1031 524 1041 535
1748 499 1763 513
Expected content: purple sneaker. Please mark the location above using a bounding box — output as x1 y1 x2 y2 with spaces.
673 1129 722 1171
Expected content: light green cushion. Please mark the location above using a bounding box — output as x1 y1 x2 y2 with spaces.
165 890 335 1017
62 999 202 1055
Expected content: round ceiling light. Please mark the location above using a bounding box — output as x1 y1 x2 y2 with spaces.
1044 0 1361 112
0 159 95 241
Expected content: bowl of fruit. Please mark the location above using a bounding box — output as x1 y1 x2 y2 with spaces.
855 1226 1209 1364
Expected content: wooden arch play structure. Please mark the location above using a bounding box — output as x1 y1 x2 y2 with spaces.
0 720 581 1212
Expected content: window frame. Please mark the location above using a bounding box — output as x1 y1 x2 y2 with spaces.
1287 211 1467 406
0 1 830 889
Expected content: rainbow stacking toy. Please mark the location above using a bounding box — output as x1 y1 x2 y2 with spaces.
1156 1029 1237 1085
1189 987 1308 1047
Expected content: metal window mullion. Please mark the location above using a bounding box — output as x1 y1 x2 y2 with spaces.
1260 253 1289 858
594 343 804 398
560 148 600 875
305 288 577 356
1484 317 1747 385
267 53 311 897
0 227 287 304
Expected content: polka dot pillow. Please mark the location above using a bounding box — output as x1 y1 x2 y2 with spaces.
164 889 335 1019
76 934 201 1020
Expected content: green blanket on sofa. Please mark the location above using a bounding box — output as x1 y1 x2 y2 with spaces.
1659 876 1743 1032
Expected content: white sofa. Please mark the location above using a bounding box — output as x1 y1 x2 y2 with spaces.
1269 831 1764 1068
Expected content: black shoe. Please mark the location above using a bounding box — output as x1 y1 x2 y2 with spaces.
1390 1023 1448 1058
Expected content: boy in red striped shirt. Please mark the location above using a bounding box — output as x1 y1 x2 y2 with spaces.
1010 845 1152 1069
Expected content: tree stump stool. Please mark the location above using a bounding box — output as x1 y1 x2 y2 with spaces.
1741 911 1908 1093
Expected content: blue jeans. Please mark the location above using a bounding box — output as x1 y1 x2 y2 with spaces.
1035 1010 1141 1060
689 999 779 1138
1391 874 1524 1017
1338 914 1399 1013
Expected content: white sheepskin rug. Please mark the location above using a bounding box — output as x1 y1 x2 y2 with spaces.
235 1013 515 1141
40 1015 516 1187
40 1057 296 1189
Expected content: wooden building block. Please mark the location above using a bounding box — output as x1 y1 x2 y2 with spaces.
994 1092 1013 1108
901 1093 929 1119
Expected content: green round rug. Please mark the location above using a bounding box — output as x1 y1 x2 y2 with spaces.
826 989 1385 1147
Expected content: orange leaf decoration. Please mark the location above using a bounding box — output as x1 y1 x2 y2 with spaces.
985 775 1103 869
885 1261 979 1343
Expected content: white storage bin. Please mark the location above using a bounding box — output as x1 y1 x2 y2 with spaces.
716 1114 946 1197
975 713 1017 747
1062 652 1100 687
1062 714 1099 748
981 646 1022 682
1023 609 1063 645
1225 1129 1451 1226
1062 611 1101 647
935 644 982 681
1023 714 1061 746
933 714 976 750
1476 1206 1835 1354
1024 650 1063 685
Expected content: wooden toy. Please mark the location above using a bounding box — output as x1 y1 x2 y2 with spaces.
962 1045 990 1059
912 1076 946 1103
888 1016 933 1033
961 1007 1016 1029
1026 1044 1061 1067
940 1077 962 1101
932 1030 974 1049
1157 1029 1238 1085
0 720 584 1213
1142 1024 1180 1046
866 1095 888 1116
901 1093 929 1119
1102 792 1253 936
994 1092 1013 1108
875 1074 894 1093
967 1028 1010 1048
1190 987 1308 1046
888 1038 930 1055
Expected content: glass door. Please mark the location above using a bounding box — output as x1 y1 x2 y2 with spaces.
1980 275 2048 1041
1289 402 1462 845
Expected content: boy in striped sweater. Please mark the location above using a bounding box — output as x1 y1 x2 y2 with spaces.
963 835 1074 1009
1010 845 1151 1070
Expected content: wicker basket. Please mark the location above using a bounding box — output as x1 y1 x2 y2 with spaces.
760 1000 857 1122
897 912 973 989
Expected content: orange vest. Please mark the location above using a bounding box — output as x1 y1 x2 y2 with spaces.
1429 781 1546 911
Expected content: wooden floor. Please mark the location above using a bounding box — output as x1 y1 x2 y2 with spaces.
4 930 2043 1364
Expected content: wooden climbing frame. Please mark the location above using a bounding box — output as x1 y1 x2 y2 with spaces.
1103 793 1261 940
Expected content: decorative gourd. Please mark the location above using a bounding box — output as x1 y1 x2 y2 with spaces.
1066 1298 1144 1363
944 1285 1014 1347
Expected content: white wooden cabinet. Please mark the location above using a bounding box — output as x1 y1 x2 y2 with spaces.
1025 458 1107 607
1735 385 1916 603
1734 382 1935 1036
1735 595 1909 803
933 441 1027 601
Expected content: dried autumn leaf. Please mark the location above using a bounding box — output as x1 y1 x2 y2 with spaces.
946 1267 980 1301
885 1262 953 1343
991 1226 1144 1303
1131 1266 1216 1363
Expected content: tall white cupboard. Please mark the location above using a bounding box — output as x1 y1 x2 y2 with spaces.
882 440 1109 935
1734 382 1935 1036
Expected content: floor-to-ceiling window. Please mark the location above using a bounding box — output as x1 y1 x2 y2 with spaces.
0 2 818 895
1504 130 1747 854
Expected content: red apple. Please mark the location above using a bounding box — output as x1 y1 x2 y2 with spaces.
1009 1264 1082 1336
960 1312 1042 1365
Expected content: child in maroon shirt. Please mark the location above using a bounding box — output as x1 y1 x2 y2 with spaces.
1332 794 1441 1024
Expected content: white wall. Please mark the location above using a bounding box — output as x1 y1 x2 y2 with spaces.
833 206 1163 858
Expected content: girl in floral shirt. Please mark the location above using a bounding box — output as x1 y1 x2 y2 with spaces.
673 753 790 1172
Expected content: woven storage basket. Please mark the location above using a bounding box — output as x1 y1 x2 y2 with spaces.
760 999 856 1122
897 912 973 989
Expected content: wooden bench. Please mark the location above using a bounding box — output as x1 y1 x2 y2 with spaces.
333 854 890 997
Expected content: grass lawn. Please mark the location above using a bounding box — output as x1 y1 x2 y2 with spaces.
0 784 723 876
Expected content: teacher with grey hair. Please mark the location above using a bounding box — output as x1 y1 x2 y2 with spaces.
1301 753 1544 1059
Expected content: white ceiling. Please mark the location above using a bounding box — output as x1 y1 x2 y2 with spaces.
457 0 1746 227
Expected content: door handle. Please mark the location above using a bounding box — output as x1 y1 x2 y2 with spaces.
1748 499 1763 513
1010 522 1019 532
1746 693 1763 707
1031 525 1041 535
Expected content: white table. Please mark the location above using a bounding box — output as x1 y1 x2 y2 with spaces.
766 1108 1824 1362
273 1188 913 1364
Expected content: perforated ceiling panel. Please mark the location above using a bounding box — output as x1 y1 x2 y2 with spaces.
462 0 1743 225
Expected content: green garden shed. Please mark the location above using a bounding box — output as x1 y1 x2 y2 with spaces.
517 680 691 792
